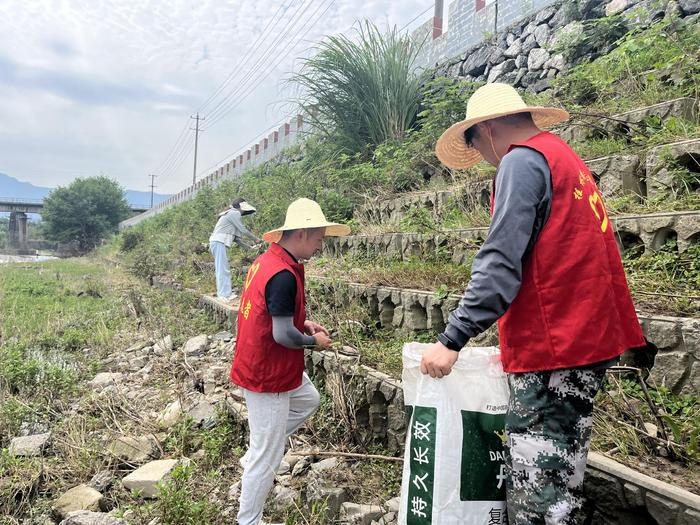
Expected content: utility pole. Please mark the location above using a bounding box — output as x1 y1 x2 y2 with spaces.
149 174 157 208
190 113 205 186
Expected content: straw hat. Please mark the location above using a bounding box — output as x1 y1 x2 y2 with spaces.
435 83 570 169
262 198 351 243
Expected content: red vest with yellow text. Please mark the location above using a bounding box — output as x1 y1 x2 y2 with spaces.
230 243 307 392
494 132 644 372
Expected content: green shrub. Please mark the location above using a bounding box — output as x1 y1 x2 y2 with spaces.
120 229 144 252
155 464 217 525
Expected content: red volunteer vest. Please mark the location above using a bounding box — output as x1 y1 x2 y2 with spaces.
493 131 644 372
230 243 307 392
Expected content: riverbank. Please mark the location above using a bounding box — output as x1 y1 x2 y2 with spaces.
0 257 221 522
0 256 400 524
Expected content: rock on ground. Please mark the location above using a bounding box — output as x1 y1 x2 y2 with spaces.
340 502 384 525
9 432 51 457
307 484 348 518
122 459 179 498
108 435 159 464
88 373 123 390
59 511 125 525
52 485 105 521
154 335 173 354
156 400 182 429
310 457 341 473
183 334 209 356
187 400 217 429
272 485 299 508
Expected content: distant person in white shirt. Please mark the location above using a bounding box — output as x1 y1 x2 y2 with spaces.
209 198 261 303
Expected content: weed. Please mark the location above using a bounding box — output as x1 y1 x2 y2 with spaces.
553 16 700 112
624 241 700 316
155 464 218 525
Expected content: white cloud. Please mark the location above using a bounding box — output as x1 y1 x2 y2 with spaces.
0 0 432 194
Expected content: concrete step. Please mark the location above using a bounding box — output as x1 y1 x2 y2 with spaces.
310 278 699 395
355 135 700 227
328 210 700 263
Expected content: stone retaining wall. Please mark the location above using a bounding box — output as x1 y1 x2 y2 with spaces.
558 97 699 144
304 349 406 454
355 178 492 226
199 295 238 333
355 134 700 228
427 0 698 94
312 279 699 394
585 452 700 524
327 210 700 261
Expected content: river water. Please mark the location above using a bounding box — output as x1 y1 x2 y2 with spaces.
0 253 59 263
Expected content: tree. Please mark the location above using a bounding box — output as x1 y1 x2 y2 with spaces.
42 176 130 252
293 22 426 156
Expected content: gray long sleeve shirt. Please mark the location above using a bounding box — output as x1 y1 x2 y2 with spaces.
209 208 260 249
440 147 552 350
271 316 315 348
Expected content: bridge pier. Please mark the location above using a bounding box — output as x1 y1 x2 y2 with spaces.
8 211 28 251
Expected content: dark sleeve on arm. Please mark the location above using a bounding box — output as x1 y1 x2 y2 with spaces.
265 270 297 317
440 147 551 350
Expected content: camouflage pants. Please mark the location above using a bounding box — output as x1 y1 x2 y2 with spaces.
504 367 605 525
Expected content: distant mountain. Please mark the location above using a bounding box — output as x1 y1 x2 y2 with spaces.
0 173 171 208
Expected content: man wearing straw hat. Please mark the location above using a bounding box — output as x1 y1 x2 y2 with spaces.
230 197 350 525
422 83 644 524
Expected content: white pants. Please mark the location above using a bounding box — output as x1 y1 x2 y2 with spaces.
237 373 320 525
209 240 232 298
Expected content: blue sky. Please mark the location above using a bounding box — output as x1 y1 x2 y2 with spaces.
0 0 431 194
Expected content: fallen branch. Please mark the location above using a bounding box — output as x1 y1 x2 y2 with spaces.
592 407 692 461
287 449 403 463
634 290 700 300
608 366 671 443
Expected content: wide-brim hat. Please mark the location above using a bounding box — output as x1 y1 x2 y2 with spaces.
435 83 570 170
262 198 351 243
238 201 256 213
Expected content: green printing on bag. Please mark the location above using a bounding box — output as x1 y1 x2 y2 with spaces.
460 410 507 502
406 405 437 524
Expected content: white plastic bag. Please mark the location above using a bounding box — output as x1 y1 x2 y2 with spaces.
399 343 509 525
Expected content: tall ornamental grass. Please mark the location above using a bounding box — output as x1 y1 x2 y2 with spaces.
294 22 425 155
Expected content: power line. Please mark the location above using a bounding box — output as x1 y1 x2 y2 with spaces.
197 0 295 114
151 120 189 176
399 3 435 33
158 134 196 181
154 123 194 177
203 0 335 130
149 2 296 181
148 0 334 184
202 0 317 125
195 114 292 179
